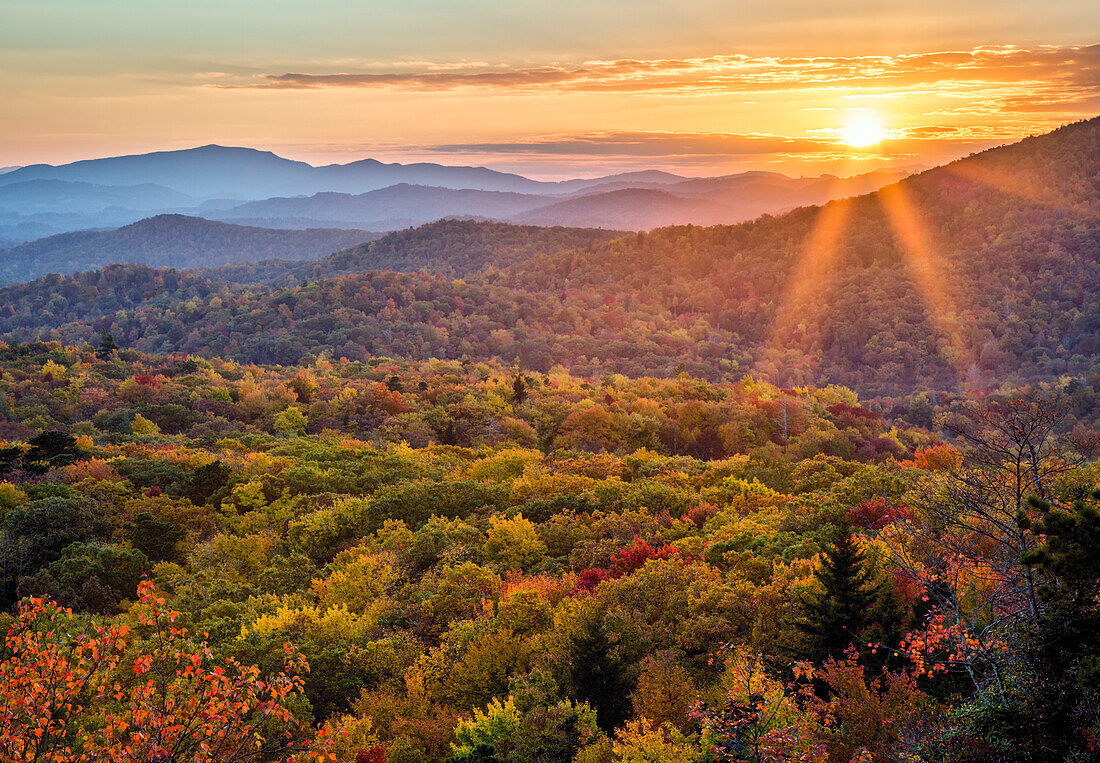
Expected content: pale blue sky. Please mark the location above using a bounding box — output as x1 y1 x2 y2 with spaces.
5 0 1098 62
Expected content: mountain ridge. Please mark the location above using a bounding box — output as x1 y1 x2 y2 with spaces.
0 179 194 214
0 214 379 282
0 145 550 198
0 145 919 238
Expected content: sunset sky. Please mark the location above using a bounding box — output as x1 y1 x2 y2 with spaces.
2 0 1098 178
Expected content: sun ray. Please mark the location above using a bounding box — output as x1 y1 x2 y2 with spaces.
764 190 854 384
877 182 977 386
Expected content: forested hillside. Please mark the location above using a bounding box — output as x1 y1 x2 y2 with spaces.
201 221 625 285
1 119 1098 398
0 179 192 214
506 117 1100 393
0 264 758 376
0 214 379 282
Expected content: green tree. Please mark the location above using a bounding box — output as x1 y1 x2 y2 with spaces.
96 330 119 360
511 373 528 407
985 493 1100 760
568 616 633 734
0 496 110 605
187 460 231 505
127 511 185 562
274 406 308 437
794 522 877 664
22 430 84 475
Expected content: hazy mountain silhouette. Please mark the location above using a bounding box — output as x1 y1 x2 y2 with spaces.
0 145 912 234
0 179 194 214
510 188 733 228
0 146 547 199
220 184 550 229
215 171 909 231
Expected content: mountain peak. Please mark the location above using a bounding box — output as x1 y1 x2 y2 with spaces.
187 144 276 156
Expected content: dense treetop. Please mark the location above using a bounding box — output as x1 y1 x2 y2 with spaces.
203 220 624 285
2 339 1098 760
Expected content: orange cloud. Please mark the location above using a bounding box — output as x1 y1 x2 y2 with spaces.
212 44 1100 114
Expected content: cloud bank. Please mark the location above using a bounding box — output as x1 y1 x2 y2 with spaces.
213 44 1100 116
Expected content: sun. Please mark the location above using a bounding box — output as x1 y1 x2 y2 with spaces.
840 113 887 148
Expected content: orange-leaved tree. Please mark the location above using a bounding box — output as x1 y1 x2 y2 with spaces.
0 581 332 762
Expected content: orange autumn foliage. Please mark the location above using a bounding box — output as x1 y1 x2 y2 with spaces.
0 582 332 763
900 444 961 471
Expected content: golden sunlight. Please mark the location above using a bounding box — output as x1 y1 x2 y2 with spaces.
840 113 886 148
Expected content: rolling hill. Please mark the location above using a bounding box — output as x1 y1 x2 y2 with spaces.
510 188 734 228
0 215 378 282
216 170 909 231
220 184 551 230
0 179 194 214
199 219 626 285
501 117 1100 393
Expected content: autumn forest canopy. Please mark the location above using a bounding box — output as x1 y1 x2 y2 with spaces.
1 117 1100 762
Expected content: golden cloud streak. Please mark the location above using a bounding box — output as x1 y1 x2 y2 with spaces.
209 44 1099 115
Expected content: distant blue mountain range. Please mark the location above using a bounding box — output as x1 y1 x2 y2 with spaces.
0 144 911 249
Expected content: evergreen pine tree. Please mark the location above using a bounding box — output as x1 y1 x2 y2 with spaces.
795 521 878 663
511 372 528 406
993 494 1100 758
568 616 633 733
95 330 119 360
127 511 185 562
